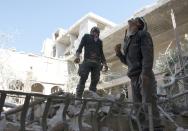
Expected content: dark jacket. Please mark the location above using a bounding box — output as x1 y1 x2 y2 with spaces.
76 34 106 64
117 30 154 77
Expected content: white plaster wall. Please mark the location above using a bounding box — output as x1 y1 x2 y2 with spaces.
0 49 68 95
55 41 67 58
41 38 55 57
70 34 77 55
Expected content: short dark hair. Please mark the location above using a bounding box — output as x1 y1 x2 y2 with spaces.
90 27 100 34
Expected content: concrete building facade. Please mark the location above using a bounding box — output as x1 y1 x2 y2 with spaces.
0 48 68 104
1 0 188 104
50 0 188 99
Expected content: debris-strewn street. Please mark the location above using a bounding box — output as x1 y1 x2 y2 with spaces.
0 90 187 131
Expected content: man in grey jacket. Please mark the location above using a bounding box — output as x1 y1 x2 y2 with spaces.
115 18 163 131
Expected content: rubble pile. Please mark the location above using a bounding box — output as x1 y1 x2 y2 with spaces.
1 90 188 131
1 91 129 131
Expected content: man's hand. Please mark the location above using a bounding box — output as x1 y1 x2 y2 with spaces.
141 74 149 87
74 57 80 64
114 44 122 55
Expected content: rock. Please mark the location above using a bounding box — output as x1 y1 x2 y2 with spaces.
4 128 19 131
67 105 80 117
48 104 65 129
27 122 42 131
6 122 19 130
101 127 114 131
99 106 110 114
104 95 116 102
181 111 188 117
0 113 7 130
68 120 92 131
83 90 101 99
49 121 68 131
34 103 45 121
176 127 188 131
96 89 108 97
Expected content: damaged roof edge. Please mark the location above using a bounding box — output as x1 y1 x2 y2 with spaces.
101 0 171 40
66 12 117 34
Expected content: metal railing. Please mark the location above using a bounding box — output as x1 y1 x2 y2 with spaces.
0 90 155 131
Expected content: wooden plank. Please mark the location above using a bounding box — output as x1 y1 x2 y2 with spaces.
20 94 31 131
42 98 52 131
62 97 70 121
5 91 64 115
78 100 87 131
0 93 7 117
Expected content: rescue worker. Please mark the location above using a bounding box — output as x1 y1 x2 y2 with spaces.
115 18 163 131
74 27 108 99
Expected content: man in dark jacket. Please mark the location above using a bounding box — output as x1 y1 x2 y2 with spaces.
115 18 162 131
74 27 108 98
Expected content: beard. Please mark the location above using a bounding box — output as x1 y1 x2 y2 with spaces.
126 26 138 37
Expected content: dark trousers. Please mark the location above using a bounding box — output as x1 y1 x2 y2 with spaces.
76 61 101 98
130 71 161 129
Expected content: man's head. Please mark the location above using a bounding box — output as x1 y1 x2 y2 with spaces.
90 27 100 37
134 17 147 31
126 17 147 35
127 18 138 33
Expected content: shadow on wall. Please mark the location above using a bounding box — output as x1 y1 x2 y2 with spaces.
51 86 62 94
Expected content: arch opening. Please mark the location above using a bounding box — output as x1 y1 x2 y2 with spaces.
51 86 62 94
31 83 44 93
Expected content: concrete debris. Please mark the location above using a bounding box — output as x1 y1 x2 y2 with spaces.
48 121 68 131
0 90 124 131
6 122 19 131
176 127 188 131
1 90 188 131
67 105 80 117
34 103 45 121
83 90 101 99
48 104 65 129
0 113 6 130
181 111 188 117
100 127 114 131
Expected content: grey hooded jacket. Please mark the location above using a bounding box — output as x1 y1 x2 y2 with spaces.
117 18 154 77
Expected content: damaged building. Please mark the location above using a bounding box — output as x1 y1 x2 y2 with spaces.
0 0 188 130
49 0 188 99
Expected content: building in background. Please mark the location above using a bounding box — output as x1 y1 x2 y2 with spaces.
0 48 68 104
42 12 117 93
46 0 188 100
0 0 188 104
